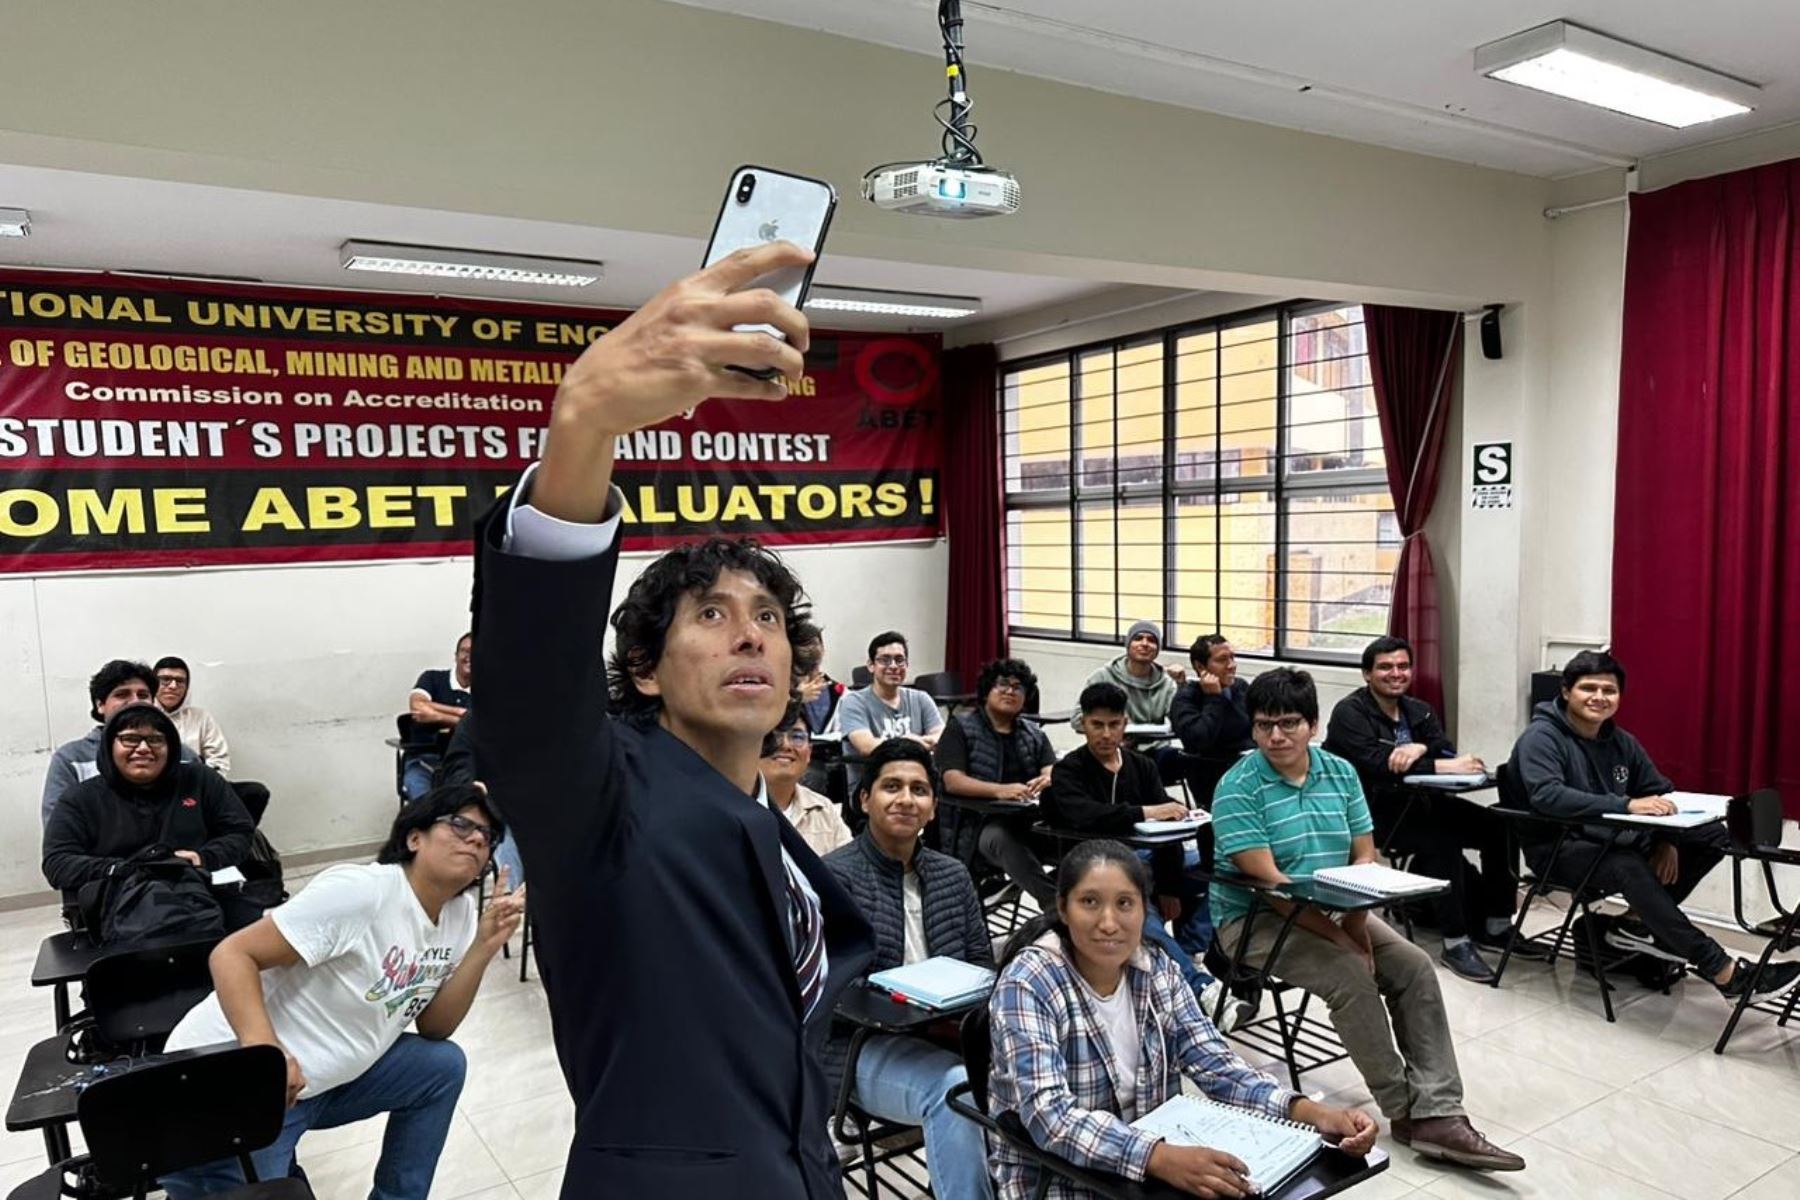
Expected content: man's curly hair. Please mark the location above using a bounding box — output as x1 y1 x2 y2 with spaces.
607 537 821 726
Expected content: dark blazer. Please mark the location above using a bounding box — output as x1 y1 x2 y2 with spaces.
470 496 876 1200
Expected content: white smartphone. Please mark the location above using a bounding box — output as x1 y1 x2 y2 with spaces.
701 165 836 380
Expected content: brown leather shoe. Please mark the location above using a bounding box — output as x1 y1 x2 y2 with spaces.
1402 1116 1525 1171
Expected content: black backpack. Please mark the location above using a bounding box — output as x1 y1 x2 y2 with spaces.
81 856 225 947
239 830 287 910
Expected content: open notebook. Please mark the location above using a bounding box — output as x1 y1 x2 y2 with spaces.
1131 1094 1321 1194
1603 791 1732 829
1310 862 1447 898
866 957 995 1010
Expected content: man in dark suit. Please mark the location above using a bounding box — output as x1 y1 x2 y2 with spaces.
471 241 875 1200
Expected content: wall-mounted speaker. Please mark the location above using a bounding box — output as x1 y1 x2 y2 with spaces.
1480 304 1504 360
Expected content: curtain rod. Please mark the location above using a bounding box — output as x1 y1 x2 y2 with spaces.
1544 194 1629 219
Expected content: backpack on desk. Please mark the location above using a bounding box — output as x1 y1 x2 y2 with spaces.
79 853 225 946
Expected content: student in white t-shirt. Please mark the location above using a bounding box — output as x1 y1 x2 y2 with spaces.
161 784 525 1200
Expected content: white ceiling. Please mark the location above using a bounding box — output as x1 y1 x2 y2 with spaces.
0 163 1110 331
671 0 1800 177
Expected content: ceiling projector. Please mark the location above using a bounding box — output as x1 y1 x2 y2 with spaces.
863 162 1020 219
863 1 1018 220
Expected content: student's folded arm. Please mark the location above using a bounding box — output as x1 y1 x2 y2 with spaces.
471 468 626 856
1517 733 1628 817
1163 962 1297 1121
1323 706 1396 781
196 770 255 870
41 803 120 892
992 973 1162 1180
941 768 1002 799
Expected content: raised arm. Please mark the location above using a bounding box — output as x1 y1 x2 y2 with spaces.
471 242 815 867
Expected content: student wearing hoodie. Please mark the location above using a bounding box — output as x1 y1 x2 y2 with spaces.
1507 650 1800 1000
42 702 257 926
40 659 197 827
1084 621 1185 727
988 839 1375 1200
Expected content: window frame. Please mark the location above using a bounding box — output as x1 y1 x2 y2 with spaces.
999 299 1392 666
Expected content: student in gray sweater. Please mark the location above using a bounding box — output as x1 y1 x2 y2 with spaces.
1508 650 1799 1000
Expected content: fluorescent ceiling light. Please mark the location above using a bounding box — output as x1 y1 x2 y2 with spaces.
340 240 601 287
0 208 30 238
805 285 981 320
1476 21 1756 128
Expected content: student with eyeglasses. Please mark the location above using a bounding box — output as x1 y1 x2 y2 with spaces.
161 783 525 1200
42 701 256 927
1210 669 1523 1173
761 715 852 857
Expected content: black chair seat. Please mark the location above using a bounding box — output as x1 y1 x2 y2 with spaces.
211 1177 315 1200
3 1165 61 1200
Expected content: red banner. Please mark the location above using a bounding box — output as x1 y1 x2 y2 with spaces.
0 270 943 572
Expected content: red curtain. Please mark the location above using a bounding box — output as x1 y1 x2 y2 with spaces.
941 343 1007 684
1364 306 1461 713
1613 159 1800 813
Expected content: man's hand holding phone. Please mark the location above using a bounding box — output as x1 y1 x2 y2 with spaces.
532 242 812 524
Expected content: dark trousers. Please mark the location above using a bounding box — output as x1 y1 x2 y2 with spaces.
1371 791 1517 938
978 814 1056 909
1524 823 1732 978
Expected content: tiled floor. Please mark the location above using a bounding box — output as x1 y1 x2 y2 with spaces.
4 861 1798 1200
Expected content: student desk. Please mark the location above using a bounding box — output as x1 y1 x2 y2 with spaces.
832 987 990 1198
1214 873 1448 1089
1376 775 1496 860
1032 818 1210 856
32 931 103 1031
1020 708 1075 728
1715 796 1800 1054
937 793 1040 820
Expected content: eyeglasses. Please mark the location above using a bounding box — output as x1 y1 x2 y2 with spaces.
116 733 168 751
1251 716 1308 737
434 814 496 849
779 727 810 746
990 681 1026 695
874 655 908 668
155 675 187 688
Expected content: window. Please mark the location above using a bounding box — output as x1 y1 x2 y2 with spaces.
1001 302 1396 663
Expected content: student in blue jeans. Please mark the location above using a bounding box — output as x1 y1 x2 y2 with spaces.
161 786 525 1200
823 740 995 1200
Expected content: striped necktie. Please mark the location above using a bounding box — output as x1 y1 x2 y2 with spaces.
784 855 826 1019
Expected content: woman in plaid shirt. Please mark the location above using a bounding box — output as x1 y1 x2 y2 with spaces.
988 841 1375 1199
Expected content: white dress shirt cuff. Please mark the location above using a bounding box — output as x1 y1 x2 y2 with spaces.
501 461 625 561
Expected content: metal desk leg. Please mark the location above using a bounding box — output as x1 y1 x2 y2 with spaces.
52 982 71 1031
1715 899 1800 1054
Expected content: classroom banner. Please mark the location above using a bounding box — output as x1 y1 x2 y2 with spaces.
0 270 943 573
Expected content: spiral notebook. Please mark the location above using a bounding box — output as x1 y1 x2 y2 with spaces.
1131 1094 1321 1194
1309 863 1447 898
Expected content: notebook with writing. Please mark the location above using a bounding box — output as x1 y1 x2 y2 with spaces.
1131 1093 1321 1194
866 957 995 1011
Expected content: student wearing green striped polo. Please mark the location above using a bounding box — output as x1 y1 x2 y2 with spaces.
1210 669 1523 1174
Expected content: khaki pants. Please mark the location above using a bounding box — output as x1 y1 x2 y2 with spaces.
1221 912 1464 1121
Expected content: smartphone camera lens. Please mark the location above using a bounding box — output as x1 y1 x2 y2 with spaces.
736 173 757 204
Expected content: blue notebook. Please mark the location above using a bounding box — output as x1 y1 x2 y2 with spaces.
867 957 996 1010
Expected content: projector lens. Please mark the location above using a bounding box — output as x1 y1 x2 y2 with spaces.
938 178 966 200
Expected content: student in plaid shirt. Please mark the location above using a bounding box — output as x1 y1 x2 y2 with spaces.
987 840 1375 1199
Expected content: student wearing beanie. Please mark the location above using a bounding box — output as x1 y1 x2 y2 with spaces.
1082 620 1186 726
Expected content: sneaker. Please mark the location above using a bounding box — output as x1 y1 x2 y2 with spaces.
1718 958 1800 1000
1604 917 1687 964
1440 941 1497 983
1197 978 1259 1032
1395 1116 1526 1172
1471 927 1551 961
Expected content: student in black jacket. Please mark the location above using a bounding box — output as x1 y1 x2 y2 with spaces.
823 739 994 1200
43 703 257 927
1324 636 1515 983
1508 650 1799 1001
470 241 874 1200
1045 683 1248 1026
1169 634 1253 804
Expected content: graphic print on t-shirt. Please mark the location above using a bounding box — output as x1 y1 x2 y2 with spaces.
873 705 915 739
366 943 459 1019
